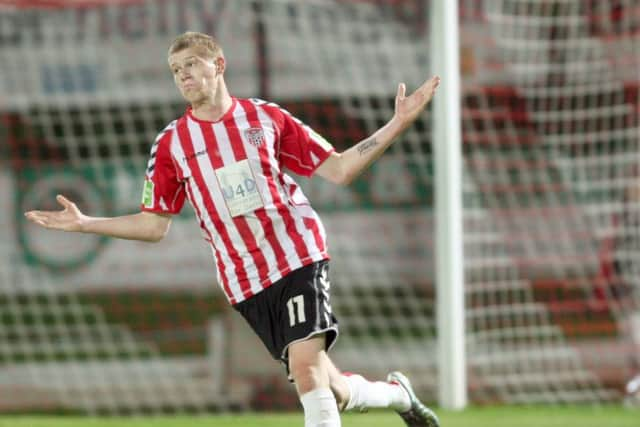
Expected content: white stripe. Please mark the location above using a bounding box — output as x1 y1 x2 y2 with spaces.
319 265 332 327
305 125 334 152
170 131 186 174
255 105 304 271
209 119 263 297
232 103 283 277
310 152 319 165
186 118 248 302
171 134 242 303
261 103 325 257
280 173 325 256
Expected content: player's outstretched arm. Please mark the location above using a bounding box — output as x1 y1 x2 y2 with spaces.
316 75 440 185
24 194 172 243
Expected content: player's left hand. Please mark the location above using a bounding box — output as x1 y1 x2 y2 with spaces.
393 75 440 125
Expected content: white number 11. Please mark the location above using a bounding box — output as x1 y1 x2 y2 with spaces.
287 295 306 326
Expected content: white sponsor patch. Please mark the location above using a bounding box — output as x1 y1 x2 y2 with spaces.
215 159 264 217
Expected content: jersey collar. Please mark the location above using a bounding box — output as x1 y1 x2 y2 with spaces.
187 97 238 124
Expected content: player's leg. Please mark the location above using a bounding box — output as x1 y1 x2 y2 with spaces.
282 260 343 426
234 261 343 426
322 345 440 427
288 334 330 393
288 334 341 427
281 259 439 426
322 355 408 412
288 337 440 427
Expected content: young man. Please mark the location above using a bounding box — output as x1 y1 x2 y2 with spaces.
25 32 441 427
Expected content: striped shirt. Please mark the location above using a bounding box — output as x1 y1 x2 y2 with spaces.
140 98 335 304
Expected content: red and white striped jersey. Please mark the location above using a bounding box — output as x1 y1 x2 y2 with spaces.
140 98 335 304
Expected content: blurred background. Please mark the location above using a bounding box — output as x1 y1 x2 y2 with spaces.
1 0 639 416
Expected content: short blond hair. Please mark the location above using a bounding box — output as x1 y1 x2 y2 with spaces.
168 31 223 59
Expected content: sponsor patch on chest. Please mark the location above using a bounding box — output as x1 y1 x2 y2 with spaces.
215 159 264 217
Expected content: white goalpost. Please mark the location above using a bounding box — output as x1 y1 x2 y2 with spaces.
431 0 467 410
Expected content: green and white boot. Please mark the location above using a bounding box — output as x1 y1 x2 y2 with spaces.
387 371 441 427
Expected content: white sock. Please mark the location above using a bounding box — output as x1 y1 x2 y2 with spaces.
343 373 410 412
300 388 341 427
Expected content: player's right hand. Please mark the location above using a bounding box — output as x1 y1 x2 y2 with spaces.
393 75 440 127
24 194 86 232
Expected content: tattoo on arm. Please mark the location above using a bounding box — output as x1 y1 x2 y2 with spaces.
356 137 379 156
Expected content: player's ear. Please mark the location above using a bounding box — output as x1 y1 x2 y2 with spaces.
215 57 225 74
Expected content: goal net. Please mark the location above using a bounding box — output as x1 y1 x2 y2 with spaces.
459 0 640 403
0 0 638 414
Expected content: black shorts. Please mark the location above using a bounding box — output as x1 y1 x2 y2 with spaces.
233 260 339 374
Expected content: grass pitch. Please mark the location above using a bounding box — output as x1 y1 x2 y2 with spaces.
0 406 638 427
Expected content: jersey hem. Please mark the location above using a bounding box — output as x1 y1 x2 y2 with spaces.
228 252 330 305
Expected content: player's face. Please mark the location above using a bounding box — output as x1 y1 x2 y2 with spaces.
168 47 220 104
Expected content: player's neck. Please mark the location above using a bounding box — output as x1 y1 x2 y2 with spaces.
190 84 233 122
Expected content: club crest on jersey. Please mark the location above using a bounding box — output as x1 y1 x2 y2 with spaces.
244 128 265 147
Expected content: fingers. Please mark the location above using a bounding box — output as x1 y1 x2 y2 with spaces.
397 82 406 99
413 76 440 106
397 76 439 101
56 194 73 209
24 195 77 230
24 211 51 228
420 75 440 93
25 211 41 220
398 76 440 105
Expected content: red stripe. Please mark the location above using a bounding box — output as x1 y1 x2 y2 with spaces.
216 117 273 289
183 182 233 303
199 121 270 298
242 102 307 274
255 102 314 261
177 118 252 300
303 217 325 254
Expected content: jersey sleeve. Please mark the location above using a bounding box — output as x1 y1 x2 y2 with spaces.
267 104 335 177
140 125 186 215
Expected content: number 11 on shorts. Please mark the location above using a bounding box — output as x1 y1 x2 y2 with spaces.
287 295 306 326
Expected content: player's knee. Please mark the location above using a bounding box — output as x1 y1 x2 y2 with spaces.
289 336 331 394
290 360 327 394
